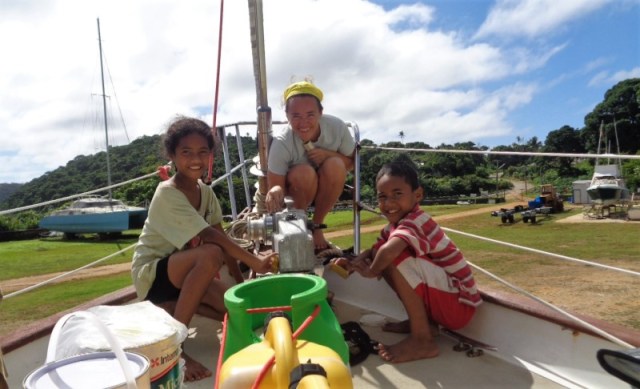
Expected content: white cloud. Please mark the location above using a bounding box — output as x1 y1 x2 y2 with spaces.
385 3 436 28
588 67 640 87
612 68 640 82
475 0 612 40
583 57 613 74
0 0 635 184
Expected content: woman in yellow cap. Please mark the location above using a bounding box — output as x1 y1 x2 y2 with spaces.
266 80 355 250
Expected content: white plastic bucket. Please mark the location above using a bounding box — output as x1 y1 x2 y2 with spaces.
23 351 150 389
46 302 187 389
127 328 182 387
24 311 150 389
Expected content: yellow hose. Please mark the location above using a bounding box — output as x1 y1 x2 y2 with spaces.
265 317 296 388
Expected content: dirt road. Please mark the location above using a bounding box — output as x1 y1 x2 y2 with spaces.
0 201 515 295
0 264 133 294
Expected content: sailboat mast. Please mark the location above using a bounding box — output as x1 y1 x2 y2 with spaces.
595 120 604 168
613 114 622 170
248 0 272 209
97 18 113 199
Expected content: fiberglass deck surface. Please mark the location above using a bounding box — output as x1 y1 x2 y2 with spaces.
6 299 563 389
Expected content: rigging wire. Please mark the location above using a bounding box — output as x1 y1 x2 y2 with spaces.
100 44 131 143
0 169 163 216
466 260 634 349
443 227 640 278
3 243 136 300
363 145 640 160
6 131 636 217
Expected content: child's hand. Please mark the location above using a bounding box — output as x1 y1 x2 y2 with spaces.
351 257 379 279
251 253 278 274
188 236 202 249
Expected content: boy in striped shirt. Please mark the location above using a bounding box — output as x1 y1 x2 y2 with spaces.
350 161 482 363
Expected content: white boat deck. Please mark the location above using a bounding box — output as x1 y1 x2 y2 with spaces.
6 299 564 389
4 271 637 388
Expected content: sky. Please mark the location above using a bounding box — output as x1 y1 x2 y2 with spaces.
1 0 639 184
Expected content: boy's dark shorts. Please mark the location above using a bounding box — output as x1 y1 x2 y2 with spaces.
145 256 181 304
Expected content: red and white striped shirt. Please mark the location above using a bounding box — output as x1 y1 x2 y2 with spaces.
373 204 482 307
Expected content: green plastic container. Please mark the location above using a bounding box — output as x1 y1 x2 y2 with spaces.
222 274 349 365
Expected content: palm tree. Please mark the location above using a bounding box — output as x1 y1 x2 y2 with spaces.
399 130 405 145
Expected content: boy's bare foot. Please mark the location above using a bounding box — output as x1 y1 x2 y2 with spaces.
382 319 410 333
312 229 330 250
377 335 439 363
382 320 439 337
182 352 212 382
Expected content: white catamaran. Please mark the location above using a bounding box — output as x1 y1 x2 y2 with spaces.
37 18 148 239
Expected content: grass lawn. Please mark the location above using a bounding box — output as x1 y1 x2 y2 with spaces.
1 204 638 337
0 232 140 281
2 274 132 335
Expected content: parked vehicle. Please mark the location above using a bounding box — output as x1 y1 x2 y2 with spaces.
529 184 564 213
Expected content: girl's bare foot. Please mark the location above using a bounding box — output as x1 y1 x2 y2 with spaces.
182 352 212 382
156 300 177 316
377 335 440 363
382 319 410 333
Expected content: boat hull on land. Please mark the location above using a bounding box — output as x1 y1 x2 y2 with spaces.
39 197 147 234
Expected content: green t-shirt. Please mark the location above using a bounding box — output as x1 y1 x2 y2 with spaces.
131 180 222 300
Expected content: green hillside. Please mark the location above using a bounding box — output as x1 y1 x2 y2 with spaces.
0 183 23 203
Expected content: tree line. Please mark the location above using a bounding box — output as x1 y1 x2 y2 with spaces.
1 78 638 232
